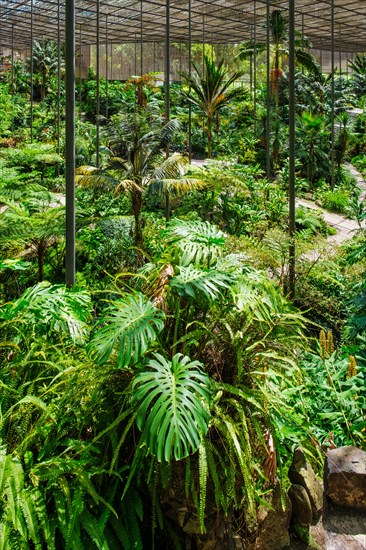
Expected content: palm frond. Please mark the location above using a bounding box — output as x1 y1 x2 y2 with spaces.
75 166 118 190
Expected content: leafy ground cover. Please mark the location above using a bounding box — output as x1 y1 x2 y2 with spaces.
0 33 365 548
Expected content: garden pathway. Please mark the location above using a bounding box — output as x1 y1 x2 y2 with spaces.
296 162 366 245
192 158 366 244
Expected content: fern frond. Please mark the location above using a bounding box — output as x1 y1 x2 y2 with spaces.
198 440 208 534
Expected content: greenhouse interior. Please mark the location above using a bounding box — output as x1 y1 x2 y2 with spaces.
0 0 366 548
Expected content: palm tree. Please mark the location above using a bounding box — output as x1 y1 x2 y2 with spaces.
30 40 61 100
76 107 206 244
180 55 246 158
348 53 366 98
238 10 321 114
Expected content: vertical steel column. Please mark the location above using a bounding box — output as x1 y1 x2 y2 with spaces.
96 0 100 167
65 0 76 286
11 24 14 95
140 0 143 75
30 0 33 143
320 41 323 69
106 15 109 118
202 15 205 74
134 35 137 74
253 0 257 125
301 13 304 74
79 25 82 121
331 0 335 188
249 26 253 93
288 0 296 300
165 0 170 124
266 0 271 179
188 0 192 162
339 24 342 75
179 41 182 76
165 0 171 219
57 0 61 176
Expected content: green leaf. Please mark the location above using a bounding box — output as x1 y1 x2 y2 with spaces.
88 292 165 367
132 353 211 462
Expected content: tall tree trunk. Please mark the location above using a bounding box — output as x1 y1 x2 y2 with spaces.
41 72 46 100
132 189 143 246
207 114 213 159
165 193 170 222
37 242 45 282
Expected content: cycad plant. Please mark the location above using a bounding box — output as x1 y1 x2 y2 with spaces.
180 55 246 158
76 105 205 243
295 112 330 186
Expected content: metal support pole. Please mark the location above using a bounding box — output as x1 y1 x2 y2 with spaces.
301 13 304 74
134 35 137 74
165 0 170 124
57 0 61 176
79 25 82 121
320 42 323 69
30 0 33 143
179 41 182 76
65 0 76 286
288 0 296 300
249 26 253 93
254 0 257 125
202 15 205 72
331 0 335 188
266 0 271 179
11 24 14 95
106 15 108 118
96 0 100 167
188 0 192 162
339 24 342 75
140 0 143 75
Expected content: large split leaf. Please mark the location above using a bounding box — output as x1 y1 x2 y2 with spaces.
88 292 165 368
132 353 211 462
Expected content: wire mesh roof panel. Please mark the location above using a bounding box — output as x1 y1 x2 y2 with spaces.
0 0 365 52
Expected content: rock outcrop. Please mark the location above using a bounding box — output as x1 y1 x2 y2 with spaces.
325 446 366 511
289 447 323 522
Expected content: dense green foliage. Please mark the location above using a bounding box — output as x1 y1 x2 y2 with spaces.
1 24 366 548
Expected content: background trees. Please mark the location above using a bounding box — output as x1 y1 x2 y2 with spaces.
181 55 246 158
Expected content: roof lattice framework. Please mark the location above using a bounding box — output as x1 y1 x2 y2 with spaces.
0 0 365 52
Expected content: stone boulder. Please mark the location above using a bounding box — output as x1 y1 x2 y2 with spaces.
288 484 312 544
289 447 323 522
256 479 292 550
325 446 366 511
288 484 312 526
